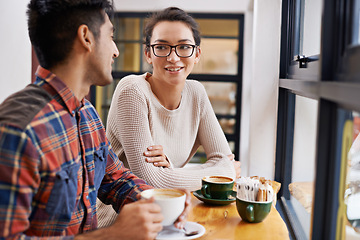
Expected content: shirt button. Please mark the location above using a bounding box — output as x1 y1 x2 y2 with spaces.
86 195 89 199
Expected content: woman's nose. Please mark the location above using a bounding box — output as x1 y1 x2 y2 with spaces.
166 48 180 62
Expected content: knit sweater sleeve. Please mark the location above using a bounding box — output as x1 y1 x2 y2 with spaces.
106 75 236 191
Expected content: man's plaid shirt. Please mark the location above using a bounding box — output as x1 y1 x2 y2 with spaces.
0 66 151 239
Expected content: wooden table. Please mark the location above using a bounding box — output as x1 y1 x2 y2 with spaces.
188 193 290 240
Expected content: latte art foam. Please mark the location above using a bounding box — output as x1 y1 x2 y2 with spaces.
204 176 233 183
154 194 178 199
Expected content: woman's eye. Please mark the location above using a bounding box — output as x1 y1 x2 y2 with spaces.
156 45 167 50
179 45 190 50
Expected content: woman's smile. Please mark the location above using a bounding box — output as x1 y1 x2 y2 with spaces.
165 66 184 72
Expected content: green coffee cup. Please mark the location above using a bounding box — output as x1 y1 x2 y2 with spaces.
236 198 272 223
201 176 234 200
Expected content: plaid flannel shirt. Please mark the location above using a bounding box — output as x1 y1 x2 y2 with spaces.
0 66 152 239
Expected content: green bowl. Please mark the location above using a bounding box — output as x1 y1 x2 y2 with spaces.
236 198 272 223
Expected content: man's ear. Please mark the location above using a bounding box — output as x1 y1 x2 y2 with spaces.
77 24 94 52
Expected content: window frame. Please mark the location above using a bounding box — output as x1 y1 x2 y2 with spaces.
276 0 360 239
97 12 245 160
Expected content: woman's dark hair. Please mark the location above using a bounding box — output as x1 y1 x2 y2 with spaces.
144 7 201 51
27 0 114 69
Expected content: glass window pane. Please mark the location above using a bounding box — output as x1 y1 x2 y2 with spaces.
99 79 120 125
301 0 322 56
342 110 360 239
113 43 141 72
113 17 141 41
196 19 239 37
296 0 322 57
201 82 236 115
289 96 319 238
218 118 236 135
201 81 236 135
193 38 238 75
351 0 360 45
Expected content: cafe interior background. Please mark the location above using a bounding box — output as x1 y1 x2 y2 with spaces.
1 0 360 239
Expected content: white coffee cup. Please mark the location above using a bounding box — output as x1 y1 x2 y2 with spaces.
141 188 186 226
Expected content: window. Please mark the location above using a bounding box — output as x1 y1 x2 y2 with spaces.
288 96 318 238
94 12 244 160
295 0 322 57
276 0 360 239
341 109 360 239
350 0 360 45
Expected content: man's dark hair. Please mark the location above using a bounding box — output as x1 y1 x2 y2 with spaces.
27 0 114 69
144 7 201 51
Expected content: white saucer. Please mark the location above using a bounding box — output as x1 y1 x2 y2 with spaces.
156 221 205 240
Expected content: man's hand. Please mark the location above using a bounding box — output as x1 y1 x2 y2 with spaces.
112 198 163 239
75 198 163 240
144 145 170 167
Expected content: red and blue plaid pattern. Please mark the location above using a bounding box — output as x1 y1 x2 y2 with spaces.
0 66 151 239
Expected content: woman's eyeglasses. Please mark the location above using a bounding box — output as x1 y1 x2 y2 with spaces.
150 44 196 58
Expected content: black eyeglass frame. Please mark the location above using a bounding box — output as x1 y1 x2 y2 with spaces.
150 44 197 58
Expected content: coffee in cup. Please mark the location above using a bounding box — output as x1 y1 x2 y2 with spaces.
201 176 234 200
236 198 272 223
141 188 186 226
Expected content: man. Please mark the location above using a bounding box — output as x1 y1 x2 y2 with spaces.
0 0 189 239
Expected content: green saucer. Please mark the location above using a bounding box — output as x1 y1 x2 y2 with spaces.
193 189 236 205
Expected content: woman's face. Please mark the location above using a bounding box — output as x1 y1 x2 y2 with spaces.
145 21 201 86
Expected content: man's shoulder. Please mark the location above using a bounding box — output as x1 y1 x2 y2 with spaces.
0 84 52 130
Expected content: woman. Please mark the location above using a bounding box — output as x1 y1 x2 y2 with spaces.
97 7 241 227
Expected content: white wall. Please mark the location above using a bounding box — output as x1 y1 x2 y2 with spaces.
0 0 282 181
246 0 282 178
113 0 251 13
0 1 32 103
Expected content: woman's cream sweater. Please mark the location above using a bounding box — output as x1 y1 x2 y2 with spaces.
106 73 236 191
